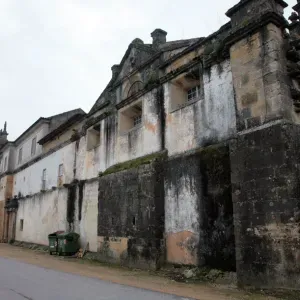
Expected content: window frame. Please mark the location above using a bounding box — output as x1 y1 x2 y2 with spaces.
133 114 142 127
187 85 201 102
86 124 101 151
119 101 143 134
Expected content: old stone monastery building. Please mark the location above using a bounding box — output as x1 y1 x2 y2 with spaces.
2 0 300 290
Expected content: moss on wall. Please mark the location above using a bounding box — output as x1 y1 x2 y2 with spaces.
100 151 167 177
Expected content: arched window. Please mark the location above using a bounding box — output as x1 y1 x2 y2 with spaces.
127 81 143 97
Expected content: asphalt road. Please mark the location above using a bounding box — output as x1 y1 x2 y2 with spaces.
0 257 193 300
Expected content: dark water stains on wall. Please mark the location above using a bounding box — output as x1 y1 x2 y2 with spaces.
230 123 300 289
165 144 235 271
98 152 165 269
67 183 77 230
78 181 85 221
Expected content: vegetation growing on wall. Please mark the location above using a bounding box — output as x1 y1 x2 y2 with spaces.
100 151 166 177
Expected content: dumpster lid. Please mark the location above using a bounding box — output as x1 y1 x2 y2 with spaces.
57 232 80 238
48 230 65 237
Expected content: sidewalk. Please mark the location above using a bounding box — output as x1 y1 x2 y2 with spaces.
0 243 295 300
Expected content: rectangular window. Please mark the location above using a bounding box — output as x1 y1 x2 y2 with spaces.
169 68 204 112
31 137 37 156
20 219 24 231
187 85 201 102
86 123 101 151
133 115 142 127
119 102 143 133
4 157 7 170
18 148 22 164
42 169 46 190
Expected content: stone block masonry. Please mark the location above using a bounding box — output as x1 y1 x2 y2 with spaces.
230 122 300 289
97 153 165 270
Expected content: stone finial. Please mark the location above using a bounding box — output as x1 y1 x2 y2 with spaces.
151 29 167 49
111 64 120 78
289 12 299 24
131 38 144 46
226 0 288 30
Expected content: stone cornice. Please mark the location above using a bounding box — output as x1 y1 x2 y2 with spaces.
226 0 288 17
87 101 110 117
115 84 160 110
84 112 112 130
116 54 229 110
160 58 203 85
0 171 13 180
223 12 288 51
159 23 231 69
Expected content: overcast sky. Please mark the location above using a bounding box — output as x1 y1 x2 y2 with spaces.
0 0 294 140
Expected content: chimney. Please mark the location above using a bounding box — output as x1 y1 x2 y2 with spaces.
111 64 120 79
151 29 167 49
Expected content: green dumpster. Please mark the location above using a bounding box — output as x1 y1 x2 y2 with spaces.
48 231 64 255
57 232 80 256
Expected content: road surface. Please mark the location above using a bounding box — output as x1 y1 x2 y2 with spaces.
0 257 192 300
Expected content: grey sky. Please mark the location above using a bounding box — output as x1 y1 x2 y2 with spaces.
0 0 294 140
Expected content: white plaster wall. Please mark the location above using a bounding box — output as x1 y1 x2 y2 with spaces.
74 180 98 252
76 137 86 180
15 189 68 245
116 91 161 164
0 177 6 201
15 123 49 168
165 175 199 235
0 147 10 173
14 142 75 197
76 135 101 180
16 181 98 251
76 116 117 180
165 60 236 155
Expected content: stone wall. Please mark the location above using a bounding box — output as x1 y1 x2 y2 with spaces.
165 144 235 270
230 122 300 289
97 153 165 269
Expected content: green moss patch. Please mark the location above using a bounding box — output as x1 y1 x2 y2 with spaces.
100 151 166 177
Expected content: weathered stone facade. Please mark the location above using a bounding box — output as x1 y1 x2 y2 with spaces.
165 145 235 270
2 0 300 291
97 153 165 269
231 122 300 289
